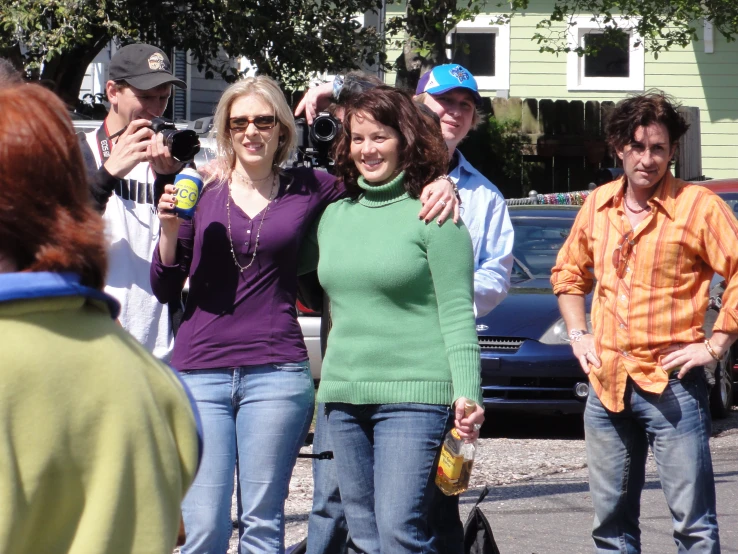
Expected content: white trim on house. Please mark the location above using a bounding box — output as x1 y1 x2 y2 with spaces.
566 16 644 92
704 20 714 54
446 15 511 94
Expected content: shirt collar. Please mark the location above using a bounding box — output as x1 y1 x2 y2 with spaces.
451 150 474 178
0 272 120 319
593 170 680 220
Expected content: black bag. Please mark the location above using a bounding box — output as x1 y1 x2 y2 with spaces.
286 538 307 554
463 486 501 554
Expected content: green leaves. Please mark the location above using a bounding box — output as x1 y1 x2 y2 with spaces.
1 0 389 95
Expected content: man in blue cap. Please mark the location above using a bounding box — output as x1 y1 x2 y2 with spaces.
415 64 512 553
414 64 512 319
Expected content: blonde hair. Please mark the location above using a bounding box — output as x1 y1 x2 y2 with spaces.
207 76 297 184
415 91 483 130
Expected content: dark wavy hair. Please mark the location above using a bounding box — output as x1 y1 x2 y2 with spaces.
606 91 689 158
333 86 449 199
0 85 107 289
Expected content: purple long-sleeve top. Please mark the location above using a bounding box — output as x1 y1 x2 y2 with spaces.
151 167 342 371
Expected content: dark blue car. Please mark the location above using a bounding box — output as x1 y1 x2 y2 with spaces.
476 205 592 414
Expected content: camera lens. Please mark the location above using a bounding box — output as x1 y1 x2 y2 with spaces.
311 115 339 143
162 129 201 162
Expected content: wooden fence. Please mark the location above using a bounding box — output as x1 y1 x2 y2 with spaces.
481 97 702 195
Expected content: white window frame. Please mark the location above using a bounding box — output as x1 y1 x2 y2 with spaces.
567 16 644 92
446 15 510 92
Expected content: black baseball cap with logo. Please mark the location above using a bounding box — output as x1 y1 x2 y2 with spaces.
108 44 186 90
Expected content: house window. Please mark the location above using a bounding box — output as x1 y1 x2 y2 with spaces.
451 32 496 77
583 31 630 78
447 16 510 93
567 17 644 91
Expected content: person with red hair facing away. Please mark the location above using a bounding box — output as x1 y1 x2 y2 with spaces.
0 84 201 554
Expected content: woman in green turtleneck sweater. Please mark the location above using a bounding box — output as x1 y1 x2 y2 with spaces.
301 86 484 554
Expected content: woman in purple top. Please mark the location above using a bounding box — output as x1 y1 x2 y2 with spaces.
151 76 457 553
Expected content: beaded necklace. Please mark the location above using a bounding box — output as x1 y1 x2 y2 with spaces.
226 173 277 273
623 195 650 214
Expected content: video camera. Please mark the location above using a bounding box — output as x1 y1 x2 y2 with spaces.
293 112 342 172
149 117 201 163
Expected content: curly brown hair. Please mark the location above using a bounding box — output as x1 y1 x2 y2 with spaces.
606 91 689 157
333 86 449 199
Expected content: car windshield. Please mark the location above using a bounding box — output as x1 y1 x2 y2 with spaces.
511 216 575 280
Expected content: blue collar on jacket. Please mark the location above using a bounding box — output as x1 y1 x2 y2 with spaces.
0 272 120 319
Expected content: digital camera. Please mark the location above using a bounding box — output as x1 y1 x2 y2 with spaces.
294 112 342 171
149 117 201 162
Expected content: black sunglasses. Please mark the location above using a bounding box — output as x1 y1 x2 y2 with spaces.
229 115 278 132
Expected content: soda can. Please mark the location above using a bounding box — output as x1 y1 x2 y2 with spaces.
172 168 204 220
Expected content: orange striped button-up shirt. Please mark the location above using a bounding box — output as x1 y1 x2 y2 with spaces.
551 172 738 412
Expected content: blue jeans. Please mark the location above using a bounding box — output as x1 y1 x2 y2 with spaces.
306 403 357 554
180 363 314 554
584 371 719 553
325 402 452 554
307 403 463 554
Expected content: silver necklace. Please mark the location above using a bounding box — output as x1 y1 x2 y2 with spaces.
226 174 278 273
232 168 274 185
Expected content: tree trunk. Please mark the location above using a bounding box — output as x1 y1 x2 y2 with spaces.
41 33 110 107
393 0 453 92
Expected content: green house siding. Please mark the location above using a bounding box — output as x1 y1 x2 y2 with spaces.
383 1 738 179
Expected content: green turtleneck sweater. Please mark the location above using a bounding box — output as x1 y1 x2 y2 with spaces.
302 172 483 407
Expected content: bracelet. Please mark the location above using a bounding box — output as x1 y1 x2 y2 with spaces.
332 75 345 102
437 174 460 199
704 339 721 361
568 329 590 342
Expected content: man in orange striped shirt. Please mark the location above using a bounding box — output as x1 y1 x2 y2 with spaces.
552 92 738 553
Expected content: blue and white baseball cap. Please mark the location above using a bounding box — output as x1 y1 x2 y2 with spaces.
415 64 482 105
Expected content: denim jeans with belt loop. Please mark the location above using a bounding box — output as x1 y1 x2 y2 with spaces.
584 368 719 553
325 402 453 554
179 362 314 554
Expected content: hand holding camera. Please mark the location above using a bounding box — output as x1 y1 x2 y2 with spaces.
103 117 200 178
103 119 156 178
147 128 184 177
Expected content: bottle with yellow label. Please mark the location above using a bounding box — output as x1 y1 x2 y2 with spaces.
172 167 204 220
435 400 477 496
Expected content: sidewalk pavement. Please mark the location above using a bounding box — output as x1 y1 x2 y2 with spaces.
460 429 738 554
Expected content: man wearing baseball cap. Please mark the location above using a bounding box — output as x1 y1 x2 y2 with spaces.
414 62 513 554
79 43 188 362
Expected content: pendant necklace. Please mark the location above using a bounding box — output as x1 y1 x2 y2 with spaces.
226 173 277 273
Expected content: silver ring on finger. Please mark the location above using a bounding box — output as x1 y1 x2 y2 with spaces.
473 423 482 431
439 200 447 208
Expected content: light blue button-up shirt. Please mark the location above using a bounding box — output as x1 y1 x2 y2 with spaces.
452 151 514 317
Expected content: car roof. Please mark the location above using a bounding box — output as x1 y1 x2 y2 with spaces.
508 205 580 218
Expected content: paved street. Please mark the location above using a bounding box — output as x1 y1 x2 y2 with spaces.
460 410 738 553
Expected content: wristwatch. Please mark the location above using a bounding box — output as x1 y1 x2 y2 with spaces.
568 329 589 342
332 75 345 102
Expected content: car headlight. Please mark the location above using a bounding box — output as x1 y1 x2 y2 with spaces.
539 316 593 345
